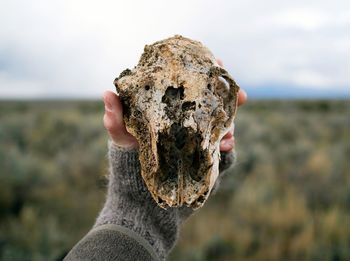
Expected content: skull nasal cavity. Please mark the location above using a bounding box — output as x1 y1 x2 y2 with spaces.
171 123 187 150
162 86 184 105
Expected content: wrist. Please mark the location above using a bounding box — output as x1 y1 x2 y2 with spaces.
219 149 236 172
110 139 139 151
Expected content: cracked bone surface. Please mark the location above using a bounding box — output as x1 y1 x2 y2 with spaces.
114 35 240 209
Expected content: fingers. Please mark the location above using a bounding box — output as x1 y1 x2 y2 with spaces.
103 91 139 149
217 58 224 67
103 91 124 126
220 123 235 152
220 136 235 152
238 89 247 106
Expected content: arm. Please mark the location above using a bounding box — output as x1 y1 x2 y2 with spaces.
65 85 247 261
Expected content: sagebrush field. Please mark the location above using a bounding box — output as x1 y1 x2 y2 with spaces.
0 100 349 260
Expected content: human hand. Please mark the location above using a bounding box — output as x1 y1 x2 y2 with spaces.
103 61 247 151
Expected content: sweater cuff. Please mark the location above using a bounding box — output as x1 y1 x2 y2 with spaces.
108 140 151 200
219 150 236 173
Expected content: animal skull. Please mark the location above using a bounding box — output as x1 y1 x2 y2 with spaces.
114 35 240 209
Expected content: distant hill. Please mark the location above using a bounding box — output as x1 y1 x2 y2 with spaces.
244 85 350 99
0 85 349 100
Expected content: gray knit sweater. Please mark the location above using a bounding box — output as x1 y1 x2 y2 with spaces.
64 141 235 261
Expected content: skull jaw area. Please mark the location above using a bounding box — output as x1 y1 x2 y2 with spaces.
152 123 214 209
149 116 233 209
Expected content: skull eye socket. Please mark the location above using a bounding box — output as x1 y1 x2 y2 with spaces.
161 86 185 104
214 75 233 116
217 76 230 95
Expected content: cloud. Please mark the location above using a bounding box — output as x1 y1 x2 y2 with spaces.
0 71 46 98
0 0 349 98
271 8 329 31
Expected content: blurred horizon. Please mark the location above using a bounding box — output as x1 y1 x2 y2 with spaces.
1 85 349 100
0 91 349 100
242 85 350 99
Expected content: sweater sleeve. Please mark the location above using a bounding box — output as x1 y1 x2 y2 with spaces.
65 141 236 261
63 224 160 261
93 141 180 260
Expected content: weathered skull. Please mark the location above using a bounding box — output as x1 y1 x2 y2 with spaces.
114 35 240 209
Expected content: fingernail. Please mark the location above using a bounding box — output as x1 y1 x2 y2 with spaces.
220 140 226 147
221 138 234 148
221 139 229 147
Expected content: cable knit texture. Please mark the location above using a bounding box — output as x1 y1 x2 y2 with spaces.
94 140 235 260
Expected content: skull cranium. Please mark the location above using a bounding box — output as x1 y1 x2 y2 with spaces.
114 35 240 209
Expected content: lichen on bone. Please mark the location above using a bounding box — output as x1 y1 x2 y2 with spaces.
114 35 240 209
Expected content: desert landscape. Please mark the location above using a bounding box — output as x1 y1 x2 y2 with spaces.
0 99 349 260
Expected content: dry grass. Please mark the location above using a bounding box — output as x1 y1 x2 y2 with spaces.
0 100 349 260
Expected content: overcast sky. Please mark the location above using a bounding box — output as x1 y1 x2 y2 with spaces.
0 0 349 98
